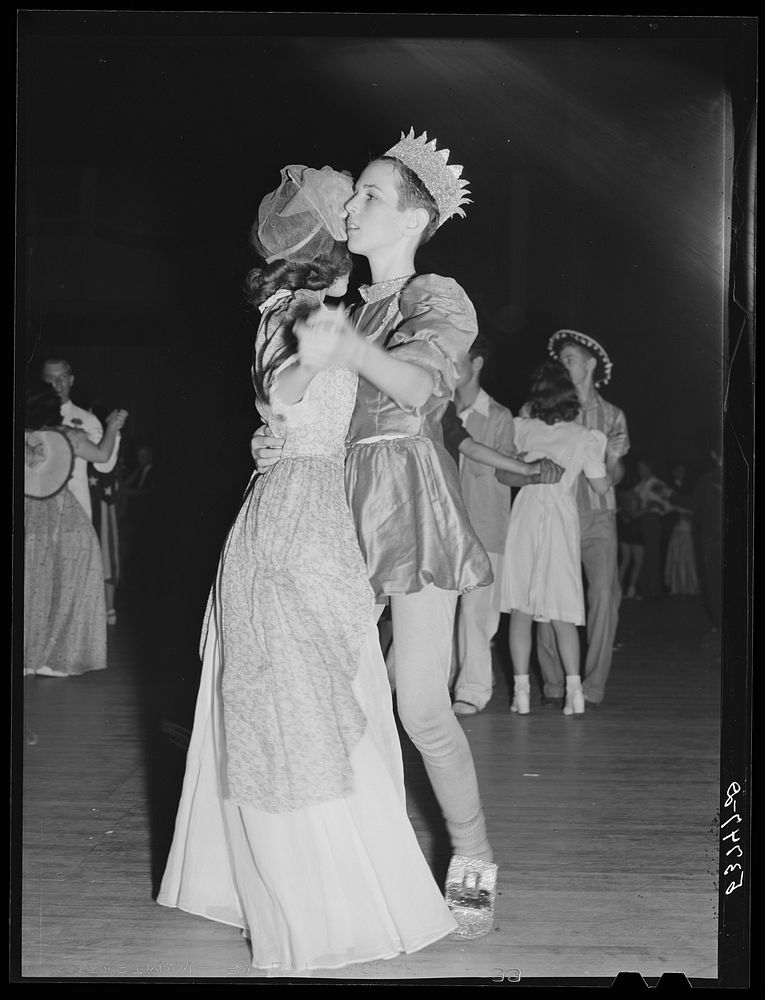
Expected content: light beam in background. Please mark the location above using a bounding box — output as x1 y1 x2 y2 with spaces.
317 36 729 290
20 25 740 470
308 34 729 464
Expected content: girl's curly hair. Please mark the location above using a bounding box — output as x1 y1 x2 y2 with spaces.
245 241 352 309
246 241 353 407
526 360 581 425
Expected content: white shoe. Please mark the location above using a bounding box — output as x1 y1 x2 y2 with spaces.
563 689 585 715
511 690 530 715
453 700 479 716
35 666 69 678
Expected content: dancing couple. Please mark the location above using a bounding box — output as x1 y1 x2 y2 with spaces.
158 130 548 973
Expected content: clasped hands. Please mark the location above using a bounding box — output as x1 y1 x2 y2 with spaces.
530 457 565 484
294 306 366 375
495 455 565 486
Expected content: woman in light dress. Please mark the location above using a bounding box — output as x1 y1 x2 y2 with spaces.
24 378 127 678
501 361 612 716
157 165 457 975
663 463 699 596
632 457 672 598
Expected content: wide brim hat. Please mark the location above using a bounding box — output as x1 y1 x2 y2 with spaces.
25 428 74 499
547 329 613 387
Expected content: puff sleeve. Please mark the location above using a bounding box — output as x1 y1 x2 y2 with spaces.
386 274 478 399
511 417 532 454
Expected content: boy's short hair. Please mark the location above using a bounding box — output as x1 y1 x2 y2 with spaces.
468 335 492 364
382 156 440 246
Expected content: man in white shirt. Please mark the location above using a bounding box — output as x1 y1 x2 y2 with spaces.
451 337 515 716
42 358 121 520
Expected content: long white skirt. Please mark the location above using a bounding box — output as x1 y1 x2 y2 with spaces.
157 602 456 973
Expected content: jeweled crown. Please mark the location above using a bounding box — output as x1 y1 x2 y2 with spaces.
384 127 471 227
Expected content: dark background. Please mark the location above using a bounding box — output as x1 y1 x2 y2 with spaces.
16 12 755 660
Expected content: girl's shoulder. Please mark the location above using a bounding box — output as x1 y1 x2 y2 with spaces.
257 288 322 342
512 416 546 443
261 287 321 317
517 415 559 432
554 419 603 443
290 287 323 306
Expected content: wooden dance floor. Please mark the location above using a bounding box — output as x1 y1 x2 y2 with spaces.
16 593 723 984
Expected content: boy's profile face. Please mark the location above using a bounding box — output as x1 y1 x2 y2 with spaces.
455 353 478 388
345 160 407 257
558 344 595 388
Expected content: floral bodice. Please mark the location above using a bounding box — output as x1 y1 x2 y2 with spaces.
258 364 357 461
255 289 357 461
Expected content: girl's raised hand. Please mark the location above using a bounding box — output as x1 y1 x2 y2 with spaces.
295 307 365 372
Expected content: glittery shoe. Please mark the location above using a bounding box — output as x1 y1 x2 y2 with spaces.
445 854 498 939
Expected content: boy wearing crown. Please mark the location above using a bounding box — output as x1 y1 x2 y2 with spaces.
284 130 509 936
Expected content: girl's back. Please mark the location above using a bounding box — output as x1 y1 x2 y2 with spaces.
512 417 606 494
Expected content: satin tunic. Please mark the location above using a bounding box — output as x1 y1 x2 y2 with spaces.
344 273 492 600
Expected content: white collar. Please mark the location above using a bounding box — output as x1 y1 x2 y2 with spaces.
457 387 490 421
359 275 413 303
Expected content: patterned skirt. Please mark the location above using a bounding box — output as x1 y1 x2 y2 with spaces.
24 491 106 677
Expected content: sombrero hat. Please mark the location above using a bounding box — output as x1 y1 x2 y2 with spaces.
547 329 613 387
24 428 74 500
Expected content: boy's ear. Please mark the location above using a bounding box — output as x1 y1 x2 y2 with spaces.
401 206 429 239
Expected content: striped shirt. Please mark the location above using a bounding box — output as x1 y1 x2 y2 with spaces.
573 393 629 512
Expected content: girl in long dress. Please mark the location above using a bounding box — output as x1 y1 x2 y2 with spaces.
24 379 128 678
663 464 699 596
633 457 672 598
156 165 457 974
500 361 611 716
